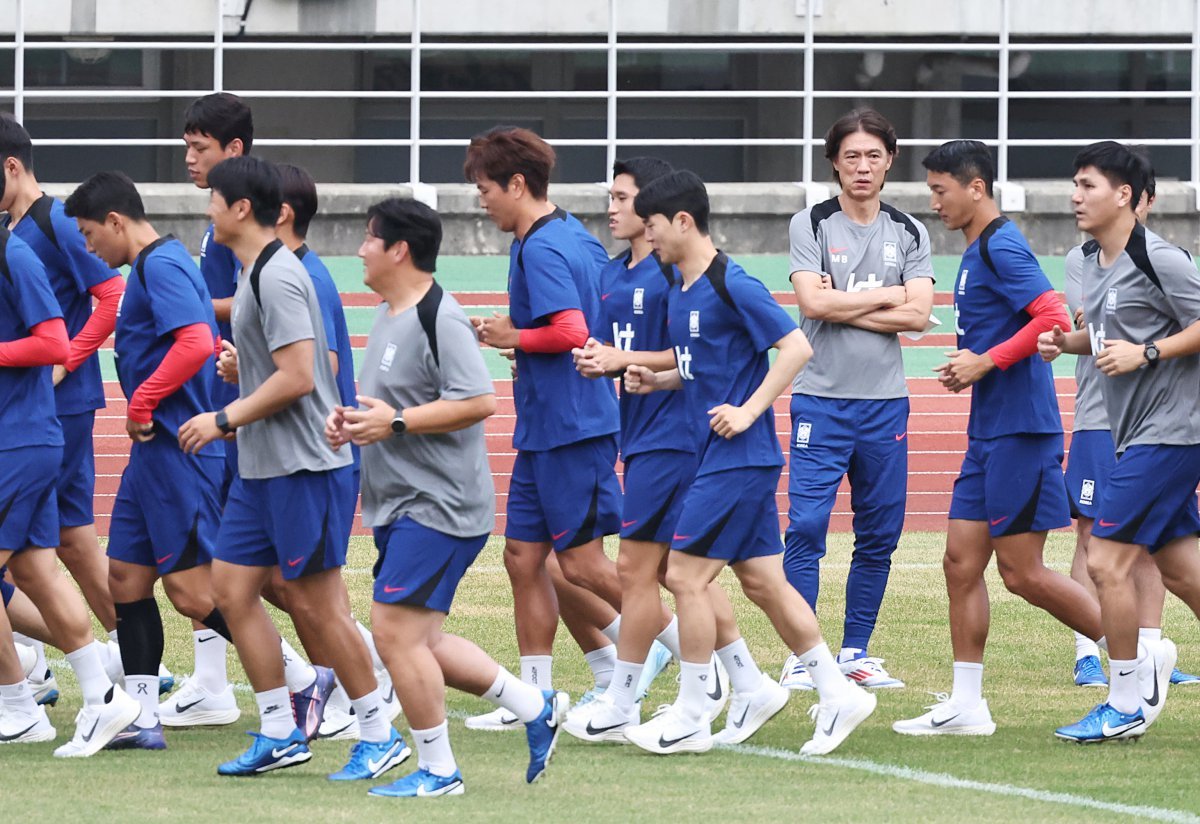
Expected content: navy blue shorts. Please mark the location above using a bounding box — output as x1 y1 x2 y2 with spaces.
371 516 488 613
1064 429 1116 521
670 466 783 563
0 445 62 553
106 434 223 576
56 411 96 528
0 569 14 607
949 433 1071 537
620 449 697 544
505 436 621 552
1091 444 1200 553
214 465 355 579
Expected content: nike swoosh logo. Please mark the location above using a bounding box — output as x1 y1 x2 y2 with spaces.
197 635 219 643
271 744 299 759
585 719 628 735
383 686 395 702
367 742 402 773
1118 669 1136 677
156 554 174 565
931 713 960 728
706 671 723 702
286 557 305 567
990 516 1008 527
657 730 697 748
417 779 462 797
551 529 570 541
601 293 612 300
422 735 441 744
621 519 639 528
175 699 205 713
383 585 406 593
0 721 37 741
1143 661 1161 707
495 683 505 699
1101 718 1143 737
80 717 100 743
1099 519 1120 528
894 432 907 441
731 705 749 729
829 247 848 254
673 534 691 542
822 710 839 737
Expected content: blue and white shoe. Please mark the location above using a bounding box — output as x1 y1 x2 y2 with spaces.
29 668 59 707
1170 667 1200 686
291 666 336 742
525 690 566 784
1073 655 1107 687
573 687 601 712
158 663 175 696
1054 703 1145 743
369 767 465 798
635 640 675 701
217 729 312 775
105 721 167 751
328 728 411 781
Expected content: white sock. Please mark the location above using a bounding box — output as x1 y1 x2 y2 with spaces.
600 616 621 645
655 616 682 661
280 638 316 693
519 655 552 690
65 643 111 705
0 680 38 715
717 638 763 694
108 629 119 645
1108 658 1140 714
194 630 228 693
412 720 457 777
328 679 352 712
1097 635 1108 653
483 667 544 723
798 642 849 700
583 645 616 690
837 646 864 664
256 686 295 738
1139 627 1163 644
951 661 984 706
349 687 389 743
126 675 159 728
356 621 384 671
12 633 46 677
1074 631 1101 661
677 660 709 723
607 659 643 711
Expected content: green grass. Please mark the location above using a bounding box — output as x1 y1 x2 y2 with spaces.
4 532 1199 821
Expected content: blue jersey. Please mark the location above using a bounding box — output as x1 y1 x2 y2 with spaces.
296 245 355 407
0 228 64 450
598 250 693 459
9 195 117 416
953 217 1061 439
666 252 796 476
508 208 618 451
116 236 223 456
199 223 240 408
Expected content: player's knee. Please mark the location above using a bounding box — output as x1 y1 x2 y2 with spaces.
558 553 603 590
996 559 1040 600
167 589 213 623
784 514 826 554
663 565 703 599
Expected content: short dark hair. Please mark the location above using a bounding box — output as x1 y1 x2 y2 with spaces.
64 171 147 223
1131 146 1157 201
825 108 898 163
633 170 710 234
922 140 996 198
612 156 674 190
207 156 281 228
1073 141 1148 212
183 93 254 154
366 198 442 273
276 163 318 239
463 126 555 199
0 114 33 173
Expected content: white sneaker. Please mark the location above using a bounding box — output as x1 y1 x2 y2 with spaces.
840 656 905 689
0 705 56 744
53 686 140 757
378 667 403 722
318 684 358 740
702 656 730 722
158 677 240 727
464 705 522 731
27 666 59 706
624 703 712 755
17 642 37 678
779 653 815 691
563 693 639 743
892 693 996 736
713 673 789 745
1138 638 1177 729
102 640 124 687
800 686 877 755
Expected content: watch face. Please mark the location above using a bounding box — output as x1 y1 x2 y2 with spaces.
391 417 406 433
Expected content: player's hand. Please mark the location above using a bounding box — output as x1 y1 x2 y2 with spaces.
324 406 351 450
1037 325 1068 362
1096 339 1147 376
708 403 755 439
624 364 658 394
1073 306 1085 330
574 338 624 378
126 417 155 443
477 313 520 349
217 340 239 384
342 394 397 446
178 412 222 454
934 348 994 393
52 364 68 386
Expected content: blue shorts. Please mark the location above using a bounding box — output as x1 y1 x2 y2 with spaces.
506 436 621 552
371 516 488 613
1064 429 1116 521
57 411 96 528
620 449 697 544
106 434 223 576
949 434 1071 537
0 445 62 553
214 465 355 579
1091 444 1200 552
671 466 783 563
0 569 14 607
218 439 238 507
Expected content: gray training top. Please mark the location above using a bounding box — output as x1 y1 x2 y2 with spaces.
1080 223 1200 453
357 284 496 537
789 198 934 399
1064 242 1109 433
231 240 352 479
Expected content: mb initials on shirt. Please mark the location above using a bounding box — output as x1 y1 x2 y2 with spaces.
675 345 694 381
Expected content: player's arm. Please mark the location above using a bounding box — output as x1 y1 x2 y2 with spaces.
791 270 906 323
475 307 589 352
845 277 935 333
709 328 811 438
624 363 682 394
0 318 69 367
1097 247 1200 375
126 322 214 442
939 290 1069 392
211 296 233 323
574 337 676 378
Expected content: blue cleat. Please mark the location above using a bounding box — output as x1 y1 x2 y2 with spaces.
1054 703 1145 743
1169 667 1200 686
105 721 167 751
369 767 465 798
328 728 411 781
158 663 175 695
635 640 675 701
217 729 311 776
291 666 336 742
525 690 566 784
1073 655 1108 687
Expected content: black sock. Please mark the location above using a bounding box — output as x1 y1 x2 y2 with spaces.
113 598 164 676
201 608 233 642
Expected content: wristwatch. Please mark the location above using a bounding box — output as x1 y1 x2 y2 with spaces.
1144 341 1161 368
215 409 236 434
391 411 407 436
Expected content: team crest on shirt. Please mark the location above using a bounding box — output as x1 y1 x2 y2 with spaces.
689 310 700 338
1080 479 1095 506
379 342 397 371
633 287 645 315
1105 288 1118 314
883 241 897 266
795 422 812 448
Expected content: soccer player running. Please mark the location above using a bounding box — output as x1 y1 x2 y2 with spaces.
325 198 562 797
179 157 403 779
64 171 237 749
1041 141 1200 742
622 170 876 756
894 140 1103 736
0 217 138 755
783 108 935 691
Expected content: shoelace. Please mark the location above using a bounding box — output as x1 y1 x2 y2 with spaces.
648 703 676 719
923 691 951 711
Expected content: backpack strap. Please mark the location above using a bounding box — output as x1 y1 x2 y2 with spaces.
415 280 445 368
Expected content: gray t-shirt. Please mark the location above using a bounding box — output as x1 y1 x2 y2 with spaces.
1064 242 1109 432
231 241 351 479
1081 224 1200 453
357 285 496 536
789 198 934 398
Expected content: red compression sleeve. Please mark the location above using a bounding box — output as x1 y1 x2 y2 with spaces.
517 308 590 353
987 291 1071 371
64 276 125 372
127 323 214 424
0 318 69 367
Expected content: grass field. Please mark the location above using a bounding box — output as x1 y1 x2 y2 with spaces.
3 533 1199 823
